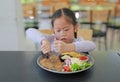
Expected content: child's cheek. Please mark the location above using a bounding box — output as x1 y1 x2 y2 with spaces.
54 33 60 40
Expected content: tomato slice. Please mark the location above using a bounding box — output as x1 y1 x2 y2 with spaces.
79 55 88 61
63 66 71 72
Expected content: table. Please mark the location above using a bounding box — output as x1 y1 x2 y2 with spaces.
0 51 120 82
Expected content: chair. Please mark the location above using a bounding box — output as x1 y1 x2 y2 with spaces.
79 10 95 29
50 2 70 15
22 3 37 18
80 10 111 50
40 29 53 35
108 5 120 49
22 3 38 30
77 29 93 40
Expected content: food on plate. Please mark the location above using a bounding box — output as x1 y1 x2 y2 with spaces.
63 57 92 72
61 52 83 57
40 55 63 71
40 58 54 70
39 52 93 72
79 55 89 61
63 65 71 72
59 54 72 62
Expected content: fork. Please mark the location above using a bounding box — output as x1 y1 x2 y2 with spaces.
41 51 55 68
117 52 120 56
41 51 49 58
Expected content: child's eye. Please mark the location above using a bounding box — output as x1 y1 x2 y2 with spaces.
56 30 60 32
64 28 69 31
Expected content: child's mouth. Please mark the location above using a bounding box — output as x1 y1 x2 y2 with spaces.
61 38 67 41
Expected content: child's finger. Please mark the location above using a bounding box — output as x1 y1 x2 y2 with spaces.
41 47 50 54
43 49 49 54
54 37 57 41
53 41 58 45
53 38 59 44
54 37 61 41
41 43 46 49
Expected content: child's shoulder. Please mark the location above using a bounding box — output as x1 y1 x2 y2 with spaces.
74 37 84 41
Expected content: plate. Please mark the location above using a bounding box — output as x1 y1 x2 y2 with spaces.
37 53 94 74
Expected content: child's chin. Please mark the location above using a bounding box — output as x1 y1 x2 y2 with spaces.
61 39 67 42
62 40 71 43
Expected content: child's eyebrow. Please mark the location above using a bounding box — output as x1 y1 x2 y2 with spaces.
54 27 61 29
54 24 71 29
63 27 69 29
63 25 72 28
54 26 68 29
64 25 70 27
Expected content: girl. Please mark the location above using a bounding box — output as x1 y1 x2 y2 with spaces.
26 8 95 54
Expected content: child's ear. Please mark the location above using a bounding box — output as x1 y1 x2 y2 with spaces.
74 23 80 32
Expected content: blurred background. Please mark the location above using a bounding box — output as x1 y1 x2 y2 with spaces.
0 0 120 51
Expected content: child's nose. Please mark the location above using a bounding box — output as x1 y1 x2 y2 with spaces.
60 30 66 36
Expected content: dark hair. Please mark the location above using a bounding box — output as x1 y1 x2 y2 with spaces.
51 8 77 38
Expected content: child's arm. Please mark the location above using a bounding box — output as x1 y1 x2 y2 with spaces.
26 28 53 54
73 38 96 53
53 39 75 53
41 39 51 54
26 28 46 45
53 37 95 53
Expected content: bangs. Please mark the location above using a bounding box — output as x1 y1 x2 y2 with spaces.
63 15 73 25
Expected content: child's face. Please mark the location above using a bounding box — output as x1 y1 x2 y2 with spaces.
53 16 77 43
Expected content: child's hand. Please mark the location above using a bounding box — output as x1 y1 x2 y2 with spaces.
41 39 51 54
53 38 69 53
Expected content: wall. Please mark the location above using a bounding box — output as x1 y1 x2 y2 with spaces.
0 0 26 50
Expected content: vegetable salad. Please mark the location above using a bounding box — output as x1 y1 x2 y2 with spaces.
61 52 92 72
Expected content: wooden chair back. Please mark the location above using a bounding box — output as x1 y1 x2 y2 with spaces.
50 2 70 15
22 3 37 17
77 29 93 40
